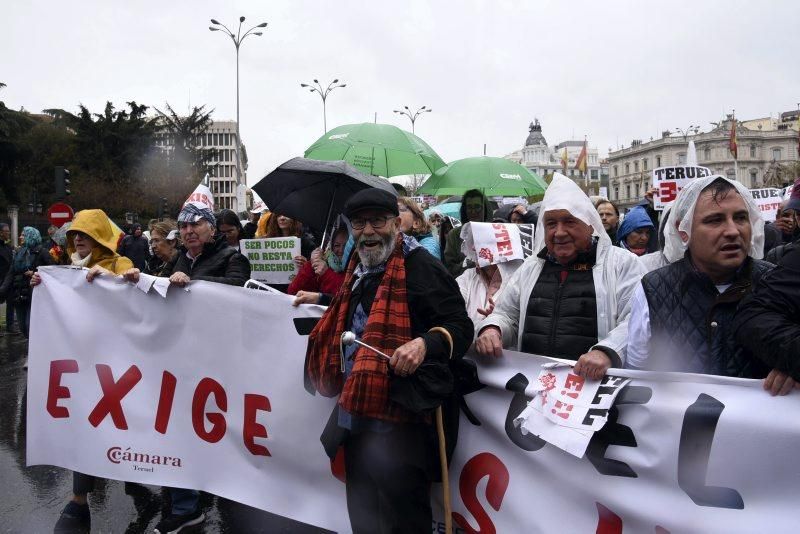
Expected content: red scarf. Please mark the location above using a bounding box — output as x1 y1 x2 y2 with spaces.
305 233 418 423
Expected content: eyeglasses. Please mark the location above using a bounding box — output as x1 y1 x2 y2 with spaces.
350 215 393 230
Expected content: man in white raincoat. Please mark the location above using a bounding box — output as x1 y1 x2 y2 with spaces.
476 174 645 379
625 176 787 391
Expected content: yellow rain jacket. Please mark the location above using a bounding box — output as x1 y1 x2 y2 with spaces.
67 209 134 274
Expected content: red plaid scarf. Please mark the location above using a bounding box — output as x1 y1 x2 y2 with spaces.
305 233 417 423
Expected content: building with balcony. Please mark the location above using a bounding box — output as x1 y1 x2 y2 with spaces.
607 111 800 211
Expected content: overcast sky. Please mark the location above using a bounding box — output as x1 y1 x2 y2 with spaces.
3 0 799 187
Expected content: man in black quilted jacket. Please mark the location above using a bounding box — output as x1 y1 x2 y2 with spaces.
625 176 774 380
734 242 800 395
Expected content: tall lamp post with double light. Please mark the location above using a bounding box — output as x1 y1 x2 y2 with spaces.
674 125 700 165
393 105 431 134
674 125 700 142
300 79 346 134
209 16 267 209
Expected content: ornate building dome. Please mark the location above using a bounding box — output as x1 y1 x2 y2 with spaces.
525 118 548 146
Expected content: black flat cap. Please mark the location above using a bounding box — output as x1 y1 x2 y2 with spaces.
344 188 399 218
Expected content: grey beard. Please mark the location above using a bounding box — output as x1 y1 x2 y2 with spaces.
357 233 396 267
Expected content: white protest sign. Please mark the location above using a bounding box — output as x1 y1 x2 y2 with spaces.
749 187 783 222
183 182 215 211
28 269 800 533
462 222 526 267
652 165 713 210
240 237 301 284
514 363 630 457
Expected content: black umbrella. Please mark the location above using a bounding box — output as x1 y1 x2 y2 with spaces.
253 157 396 245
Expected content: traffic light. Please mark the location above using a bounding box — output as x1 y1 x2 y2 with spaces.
54 166 71 198
157 197 168 220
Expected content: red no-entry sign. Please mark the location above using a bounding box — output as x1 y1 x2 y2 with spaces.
47 202 75 226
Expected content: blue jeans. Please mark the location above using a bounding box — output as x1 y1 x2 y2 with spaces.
170 488 200 515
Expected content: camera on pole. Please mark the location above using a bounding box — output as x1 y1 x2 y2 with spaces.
54 166 71 199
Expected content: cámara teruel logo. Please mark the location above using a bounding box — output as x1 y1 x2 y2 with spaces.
107 446 183 468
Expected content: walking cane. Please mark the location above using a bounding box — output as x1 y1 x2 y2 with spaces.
428 326 454 534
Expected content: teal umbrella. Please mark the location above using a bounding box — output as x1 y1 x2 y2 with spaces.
304 122 446 177
424 202 461 221
417 156 547 197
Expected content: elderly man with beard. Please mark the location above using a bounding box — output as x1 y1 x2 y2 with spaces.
305 188 473 534
626 176 778 383
476 174 645 379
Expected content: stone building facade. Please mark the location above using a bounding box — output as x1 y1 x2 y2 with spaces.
155 120 247 211
607 111 800 211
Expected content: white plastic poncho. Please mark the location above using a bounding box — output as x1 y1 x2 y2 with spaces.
663 175 765 263
481 173 646 365
532 174 610 254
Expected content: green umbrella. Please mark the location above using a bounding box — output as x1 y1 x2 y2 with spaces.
417 156 548 197
304 122 446 177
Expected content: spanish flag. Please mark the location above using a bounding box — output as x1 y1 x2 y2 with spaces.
560 146 568 173
574 139 588 174
729 116 738 160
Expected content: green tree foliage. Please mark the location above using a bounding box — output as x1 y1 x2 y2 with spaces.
43 101 160 185
0 101 38 204
1 100 219 222
153 103 217 180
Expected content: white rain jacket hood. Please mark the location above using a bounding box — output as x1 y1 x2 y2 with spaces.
481 174 646 365
663 175 765 263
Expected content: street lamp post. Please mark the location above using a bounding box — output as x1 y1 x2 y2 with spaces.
393 105 431 134
300 79 346 134
674 125 700 142
209 16 267 196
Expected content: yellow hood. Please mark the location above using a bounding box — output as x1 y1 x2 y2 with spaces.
67 209 124 257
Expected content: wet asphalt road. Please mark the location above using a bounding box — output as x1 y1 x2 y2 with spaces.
0 329 334 534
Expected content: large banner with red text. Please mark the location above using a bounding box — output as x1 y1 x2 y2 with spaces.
28 267 800 533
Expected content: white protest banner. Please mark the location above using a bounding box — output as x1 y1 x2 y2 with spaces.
27 266 347 532
432 351 800 533
749 187 783 222
652 165 713 210
184 182 215 211
28 268 800 533
240 237 301 283
461 222 527 267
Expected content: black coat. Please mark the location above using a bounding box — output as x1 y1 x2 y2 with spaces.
144 252 179 278
173 236 251 286
0 242 12 280
0 246 53 305
733 243 800 380
118 234 150 270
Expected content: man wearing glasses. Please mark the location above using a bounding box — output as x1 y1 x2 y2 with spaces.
305 188 473 533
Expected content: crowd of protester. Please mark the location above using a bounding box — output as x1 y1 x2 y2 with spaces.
2 170 799 534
